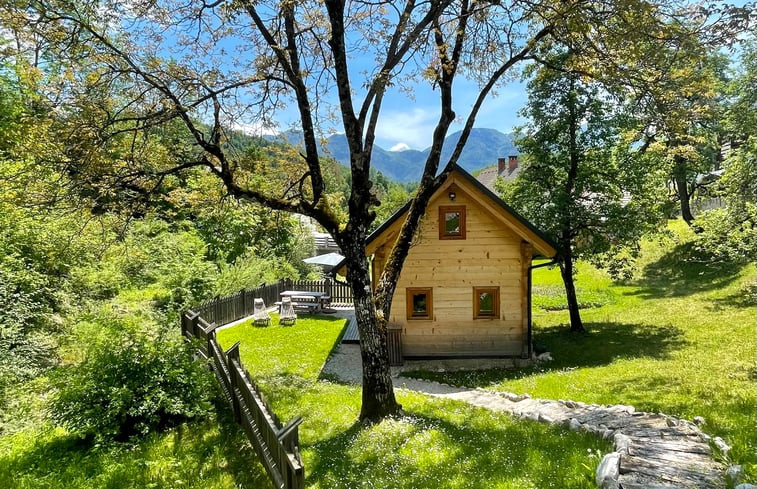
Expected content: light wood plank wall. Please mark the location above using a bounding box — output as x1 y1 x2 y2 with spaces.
374 183 531 357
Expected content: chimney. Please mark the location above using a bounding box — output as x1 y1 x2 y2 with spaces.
497 157 507 174
508 155 518 172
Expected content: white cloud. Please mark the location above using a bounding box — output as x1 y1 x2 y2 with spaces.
389 142 411 152
374 107 439 150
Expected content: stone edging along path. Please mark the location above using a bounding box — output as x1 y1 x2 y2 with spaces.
395 377 752 489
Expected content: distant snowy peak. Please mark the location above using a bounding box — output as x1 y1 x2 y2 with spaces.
267 128 519 183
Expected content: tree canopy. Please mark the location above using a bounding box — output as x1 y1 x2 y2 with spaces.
499 47 668 332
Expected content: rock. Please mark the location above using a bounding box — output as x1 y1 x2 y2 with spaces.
536 352 553 362
538 413 554 424
564 400 578 408
582 424 596 434
568 418 582 431
613 433 633 453
726 465 744 486
502 392 521 402
713 436 731 455
601 428 614 440
595 452 620 489
693 415 706 426
609 404 635 414
666 417 678 427
735 485 757 489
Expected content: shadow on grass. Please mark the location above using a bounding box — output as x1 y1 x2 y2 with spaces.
1 397 272 489
402 321 686 388
629 241 745 299
303 404 607 489
709 281 757 310
535 321 687 368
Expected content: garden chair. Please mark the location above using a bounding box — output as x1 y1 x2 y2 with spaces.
252 298 271 327
279 296 297 326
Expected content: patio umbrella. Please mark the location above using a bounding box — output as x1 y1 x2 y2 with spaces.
303 252 345 271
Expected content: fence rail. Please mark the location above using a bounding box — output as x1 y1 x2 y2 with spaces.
181 311 305 489
194 278 354 326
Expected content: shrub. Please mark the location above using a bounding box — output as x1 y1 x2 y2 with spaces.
0 256 61 398
50 316 214 440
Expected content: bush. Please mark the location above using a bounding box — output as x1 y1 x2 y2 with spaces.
50 316 214 441
0 256 61 398
214 250 301 296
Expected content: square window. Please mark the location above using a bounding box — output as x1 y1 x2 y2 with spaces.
473 287 499 319
406 287 433 320
439 205 466 239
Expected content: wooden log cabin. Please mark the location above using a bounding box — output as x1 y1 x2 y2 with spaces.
360 165 557 361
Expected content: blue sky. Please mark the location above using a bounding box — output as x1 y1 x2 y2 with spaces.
370 78 528 151
269 68 529 153
267 51 530 152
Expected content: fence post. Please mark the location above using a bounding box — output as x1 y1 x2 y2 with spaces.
204 322 216 356
225 341 242 423
240 288 246 316
186 311 200 339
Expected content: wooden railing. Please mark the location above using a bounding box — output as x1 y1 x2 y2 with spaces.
181 312 304 489
194 279 354 326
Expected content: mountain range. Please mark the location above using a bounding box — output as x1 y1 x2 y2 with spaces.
269 128 519 183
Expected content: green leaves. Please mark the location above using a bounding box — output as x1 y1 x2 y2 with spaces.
50 315 214 441
501 46 667 284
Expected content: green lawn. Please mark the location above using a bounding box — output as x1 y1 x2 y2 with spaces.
217 314 610 489
405 221 757 478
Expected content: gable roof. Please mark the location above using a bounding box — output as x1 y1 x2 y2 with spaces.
331 164 557 274
476 163 521 192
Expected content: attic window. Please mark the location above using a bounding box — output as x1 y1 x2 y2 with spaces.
473 286 499 319
406 287 433 320
439 205 466 240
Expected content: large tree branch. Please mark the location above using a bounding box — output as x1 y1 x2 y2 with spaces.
443 23 554 173
240 0 325 203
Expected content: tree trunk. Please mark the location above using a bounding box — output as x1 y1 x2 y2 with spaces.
342 243 401 422
562 76 584 334
674 168 695 225
670 153 695 225
559 253 584 333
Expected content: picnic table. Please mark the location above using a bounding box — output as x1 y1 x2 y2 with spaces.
278 290 330 313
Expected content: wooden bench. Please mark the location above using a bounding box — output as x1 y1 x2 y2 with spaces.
275 301 318 314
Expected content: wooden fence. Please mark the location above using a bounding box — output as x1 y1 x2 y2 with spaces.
181 312 305 489
283 279 354 305
194 279 354 326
